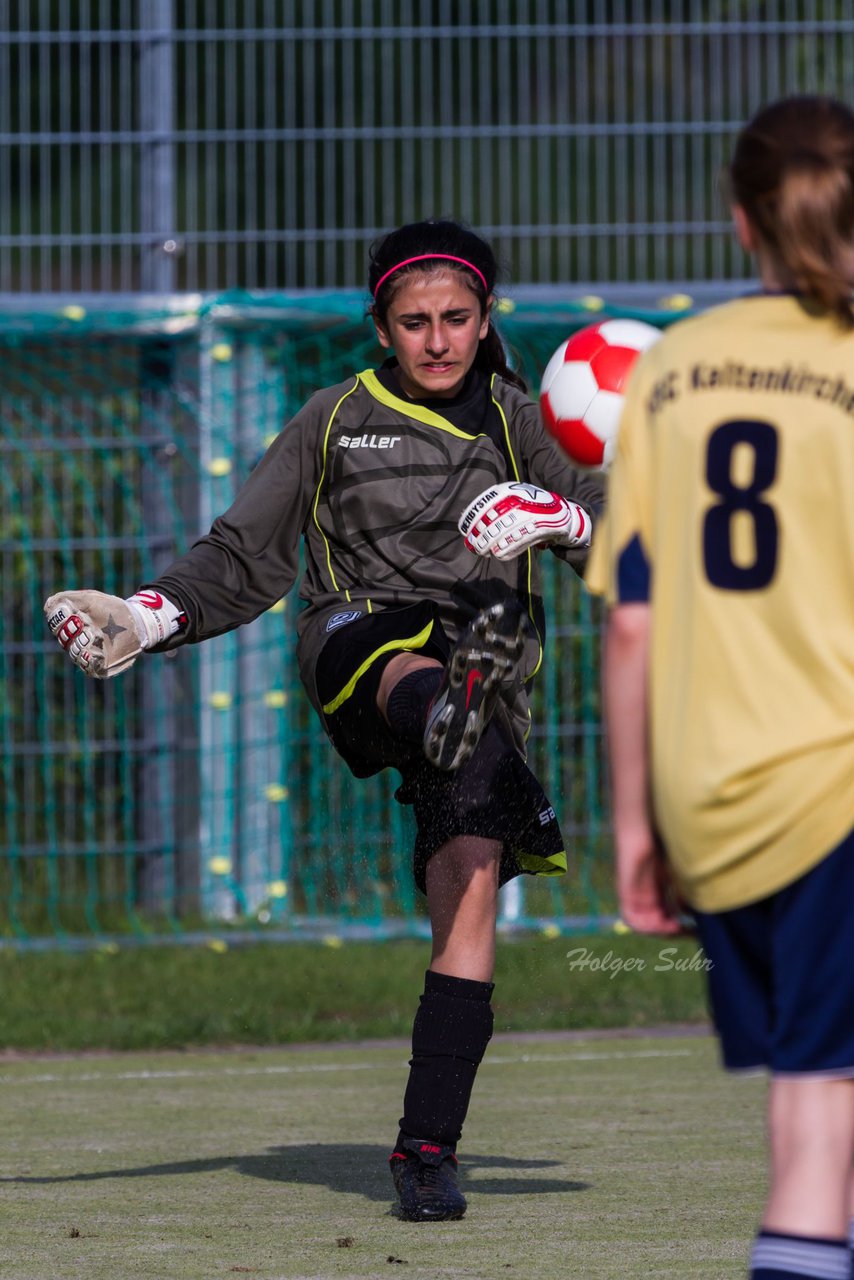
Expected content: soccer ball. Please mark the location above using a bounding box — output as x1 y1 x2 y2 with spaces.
539 319 662 471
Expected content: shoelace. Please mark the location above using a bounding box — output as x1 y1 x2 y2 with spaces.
418 1161 453 1194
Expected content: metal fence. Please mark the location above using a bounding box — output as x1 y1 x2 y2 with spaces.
2 1 853 294
1 292 654 947
3 4 853 947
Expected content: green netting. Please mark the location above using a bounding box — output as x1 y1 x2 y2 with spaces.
1 289 688 949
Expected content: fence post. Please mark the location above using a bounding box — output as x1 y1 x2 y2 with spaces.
138 0 176 293
193 317 297 922
233 331 293 918
137 337 202 923
196 317 240 918
138 340 177 916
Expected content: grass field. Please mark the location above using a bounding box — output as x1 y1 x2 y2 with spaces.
0 934 711 1051
2 1030 766 1280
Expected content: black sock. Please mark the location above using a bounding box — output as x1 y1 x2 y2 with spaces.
385 667 443 744
397 969 494 1150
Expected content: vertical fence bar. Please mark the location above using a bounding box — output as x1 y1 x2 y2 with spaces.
117 0 134 289
59 0 74 288
97 0 112 291
36 0 50 290
232 330 292 915
138 339 184 919
138 0 176 292
196 317 240 918
0 0 10 289
223 0 238 287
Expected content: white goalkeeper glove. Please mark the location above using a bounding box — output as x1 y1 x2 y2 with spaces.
44 588 185 679
458 481 592 561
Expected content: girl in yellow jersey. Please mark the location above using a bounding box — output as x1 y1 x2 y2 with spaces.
586 97 854 1280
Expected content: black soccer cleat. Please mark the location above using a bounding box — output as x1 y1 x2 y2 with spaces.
423 601 531 771
389 1137 467 1222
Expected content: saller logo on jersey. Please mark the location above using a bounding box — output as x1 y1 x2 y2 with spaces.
339 434 401 450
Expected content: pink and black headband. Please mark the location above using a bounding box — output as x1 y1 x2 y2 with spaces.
372 254 489 299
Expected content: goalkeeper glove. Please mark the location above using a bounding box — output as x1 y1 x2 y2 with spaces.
458 481 592 561
44 589 185 679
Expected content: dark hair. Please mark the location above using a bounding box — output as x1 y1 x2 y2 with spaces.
368 218 527 391
729 95 854 328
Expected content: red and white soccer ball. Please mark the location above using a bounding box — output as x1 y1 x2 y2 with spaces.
539 319 662 471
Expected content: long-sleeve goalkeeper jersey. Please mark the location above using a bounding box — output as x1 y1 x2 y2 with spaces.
148 365 604 736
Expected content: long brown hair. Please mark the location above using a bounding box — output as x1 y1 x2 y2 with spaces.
729 96 854 328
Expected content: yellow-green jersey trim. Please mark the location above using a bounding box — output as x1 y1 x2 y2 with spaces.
359 369 488 439
490 374 544 683
311 379 361 593
321 620 435 715
517 848 567 877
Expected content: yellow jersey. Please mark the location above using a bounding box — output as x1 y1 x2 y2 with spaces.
586 294 854 911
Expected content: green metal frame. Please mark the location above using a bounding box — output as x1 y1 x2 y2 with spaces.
0 290 687 948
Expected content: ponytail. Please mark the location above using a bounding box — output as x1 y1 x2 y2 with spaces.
477 322 527 393
729 96 854 328
775 152 854 328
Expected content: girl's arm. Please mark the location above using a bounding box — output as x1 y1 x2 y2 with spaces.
604 602 681 934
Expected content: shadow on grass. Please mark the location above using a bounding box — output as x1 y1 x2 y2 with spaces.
2 1143 589 1200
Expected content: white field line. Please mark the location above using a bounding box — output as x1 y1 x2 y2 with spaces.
0 1046 694 1088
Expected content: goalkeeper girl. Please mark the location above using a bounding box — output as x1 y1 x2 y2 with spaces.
45 218 602 1223
587 96 854 1280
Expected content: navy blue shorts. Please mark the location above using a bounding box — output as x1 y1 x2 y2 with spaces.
693 826 854 1075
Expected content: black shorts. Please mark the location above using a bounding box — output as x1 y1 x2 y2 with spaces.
314 602 566 893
